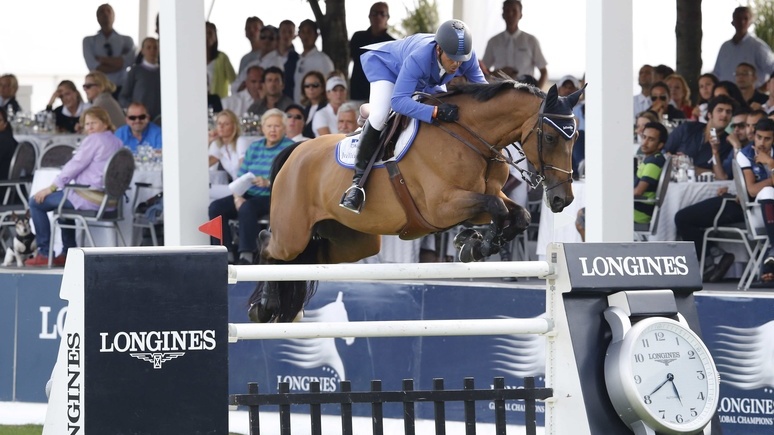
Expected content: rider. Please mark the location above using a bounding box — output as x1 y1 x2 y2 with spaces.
339 19 488 213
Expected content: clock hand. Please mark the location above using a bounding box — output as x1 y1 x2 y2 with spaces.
648 374 672 396
670 379 683 406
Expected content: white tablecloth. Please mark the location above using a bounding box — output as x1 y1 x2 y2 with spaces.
30 167 162 252
650 180 735 241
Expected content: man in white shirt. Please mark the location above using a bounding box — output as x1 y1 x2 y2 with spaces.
633 64 654 121
222 66 264 116
293 20 334 103
483 0 547 88
82 4 136 96
713 6 774 88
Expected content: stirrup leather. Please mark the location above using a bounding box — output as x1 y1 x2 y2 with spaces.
339 185 366 214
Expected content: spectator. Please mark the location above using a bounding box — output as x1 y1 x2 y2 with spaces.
634 122 668 225
45 80 86 134
653 64 674 82
0 108 18 183
734 62 768 109
82 4 136 97
713 80 749 112
237 17 265 77
284 103 310 142
222 65 264 117
114 102 162 153
557 75 579 97
665 74 693 119
713 6 774 88
763 74 774 114
246 66 295 117
633 65 655 121
25 107 123 267
635 110 659 144
256 25 279 68
312 76 348 136
208 109 295 264
664 95 736 179
206 21 236 99
299 71 327 138
259 20 299 100
349 2 395 103
293 20 334 103
0 74 22 114
483 0 547 88
740 119 774 277
208 109 242 183
337 102 360 134
83 71 126 128
646 81 686 122
120 37 161 121
692 73 719 121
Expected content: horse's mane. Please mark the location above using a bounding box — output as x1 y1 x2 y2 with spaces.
447 79 545 103
269 141 303 189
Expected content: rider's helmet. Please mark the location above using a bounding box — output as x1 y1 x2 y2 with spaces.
434 20 473 62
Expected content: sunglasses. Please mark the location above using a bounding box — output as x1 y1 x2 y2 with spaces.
103 42 114 57
650 95 668 101
287 114 303 120
127 114 148 121
83 83 98 90
731 122 745 129
304 83 321 89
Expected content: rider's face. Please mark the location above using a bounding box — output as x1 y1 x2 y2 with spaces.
437 46 463 74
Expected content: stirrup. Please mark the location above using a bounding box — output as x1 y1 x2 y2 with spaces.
339 185 366 214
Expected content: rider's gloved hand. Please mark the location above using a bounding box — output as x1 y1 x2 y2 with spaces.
435 103 459 123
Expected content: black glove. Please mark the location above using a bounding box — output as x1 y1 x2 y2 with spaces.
435 103 459 122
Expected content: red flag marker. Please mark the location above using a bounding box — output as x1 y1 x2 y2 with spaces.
198 215 223 244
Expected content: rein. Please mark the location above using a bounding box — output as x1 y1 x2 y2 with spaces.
418 92 574 191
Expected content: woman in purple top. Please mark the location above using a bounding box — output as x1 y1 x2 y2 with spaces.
26 106 124 267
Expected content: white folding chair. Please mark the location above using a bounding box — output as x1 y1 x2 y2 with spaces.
634 156 672 241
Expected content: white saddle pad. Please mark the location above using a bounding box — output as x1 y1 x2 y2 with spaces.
335 118 420 168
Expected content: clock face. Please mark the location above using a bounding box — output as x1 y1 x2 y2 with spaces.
619 318 719 433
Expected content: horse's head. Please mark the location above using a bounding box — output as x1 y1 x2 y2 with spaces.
521 83 585 213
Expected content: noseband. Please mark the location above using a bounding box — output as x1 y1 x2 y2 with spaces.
519 98 575 192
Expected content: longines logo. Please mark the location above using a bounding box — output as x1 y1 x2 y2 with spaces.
649 351 680 366
100 329 216 369
578 255 689 277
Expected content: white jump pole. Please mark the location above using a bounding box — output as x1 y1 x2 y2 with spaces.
229 261 553 283
228 318 553 342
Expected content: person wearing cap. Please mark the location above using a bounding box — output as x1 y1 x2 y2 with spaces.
339 19 487 214
312 75 348 137
482 0 547 88
284 103 311 142
557 75 579 97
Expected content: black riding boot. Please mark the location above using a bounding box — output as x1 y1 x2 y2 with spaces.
339 121 382 213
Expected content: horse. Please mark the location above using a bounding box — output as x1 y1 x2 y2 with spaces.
249 80 585 323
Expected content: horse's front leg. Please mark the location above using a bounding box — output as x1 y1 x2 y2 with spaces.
500 194 532 242
459 194 517 262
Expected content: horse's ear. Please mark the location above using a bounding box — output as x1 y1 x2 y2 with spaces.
545 84 559 109
566 83 587 108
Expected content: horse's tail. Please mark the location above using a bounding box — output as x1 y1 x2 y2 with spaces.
269 141 303 187
248 231 327 323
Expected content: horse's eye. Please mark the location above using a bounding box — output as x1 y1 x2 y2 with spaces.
545 134 556 144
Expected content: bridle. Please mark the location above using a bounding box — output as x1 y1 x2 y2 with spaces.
422 92 576 192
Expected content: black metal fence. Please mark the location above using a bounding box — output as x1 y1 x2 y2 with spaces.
230 376 552 435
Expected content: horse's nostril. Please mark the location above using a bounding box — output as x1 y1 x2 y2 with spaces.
551 196 566 212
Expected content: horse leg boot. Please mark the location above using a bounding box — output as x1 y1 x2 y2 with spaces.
339 121 382 214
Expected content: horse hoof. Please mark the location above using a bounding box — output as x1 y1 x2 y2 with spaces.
454 228 483 250
248 303 275 323
459 240 487 263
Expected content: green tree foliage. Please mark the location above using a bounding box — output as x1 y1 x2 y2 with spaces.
396 0 439 37
753 0 774 49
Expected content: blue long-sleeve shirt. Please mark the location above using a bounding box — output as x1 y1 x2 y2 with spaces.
361 34 487 124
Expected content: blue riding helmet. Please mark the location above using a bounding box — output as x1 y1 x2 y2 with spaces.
435 20 473 62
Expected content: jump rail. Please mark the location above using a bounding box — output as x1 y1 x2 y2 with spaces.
228 318 553 342
228 260 554 283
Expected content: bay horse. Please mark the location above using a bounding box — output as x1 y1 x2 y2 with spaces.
249 80 584 323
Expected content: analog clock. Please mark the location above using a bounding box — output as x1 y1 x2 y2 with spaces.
605 309 720 435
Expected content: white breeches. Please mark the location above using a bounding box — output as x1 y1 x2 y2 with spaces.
367 80 395 131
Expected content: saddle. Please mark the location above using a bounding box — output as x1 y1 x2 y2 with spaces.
359 107 444 240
